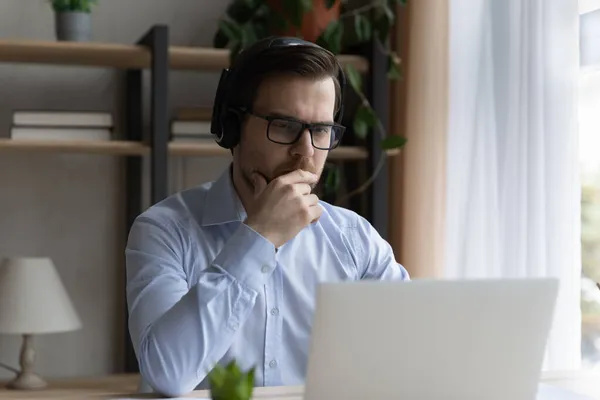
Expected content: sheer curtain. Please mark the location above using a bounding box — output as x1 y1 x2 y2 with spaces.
446 0 582 370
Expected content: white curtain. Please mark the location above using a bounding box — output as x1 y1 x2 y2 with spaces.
446 0 582 370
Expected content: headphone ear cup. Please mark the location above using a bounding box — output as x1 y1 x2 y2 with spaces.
217 109 242 149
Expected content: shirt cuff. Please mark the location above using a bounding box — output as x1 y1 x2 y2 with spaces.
212 222 277 292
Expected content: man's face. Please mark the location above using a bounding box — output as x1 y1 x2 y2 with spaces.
232 73 336 194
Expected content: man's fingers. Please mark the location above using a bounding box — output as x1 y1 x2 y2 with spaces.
252 172 268 198
310 203 323 224
305 194 320 206
279 169 318 185
295 183 312 196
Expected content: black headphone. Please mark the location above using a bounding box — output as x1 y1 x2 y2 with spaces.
210 36 347 149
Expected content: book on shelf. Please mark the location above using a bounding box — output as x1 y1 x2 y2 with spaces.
9 110 113 141
12 110 112 128
10 127 111 141
169 107 217 143
171 120 211 136
170 114 214 143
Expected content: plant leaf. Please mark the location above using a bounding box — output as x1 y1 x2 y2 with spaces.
228 360 242 379
208 364 226 389
373 2 395 45
300 0 314 13
353 105 378 139
251 16 271 40
387 52 402 79
282 0 301 28
246 367 255 394
382 2 395 20
325 164 341 195
353 117 368 139
325 0 336 9
218 18 243 43
380 135 407 149
209 361 255 400
215 0 260 49
316 19 343 54
51 0 96 12
226 0 259 24
353 13 371 42
258 3 288 33
283 0 312 28
240 22 259 48
213 29 230 48
344 64 362 94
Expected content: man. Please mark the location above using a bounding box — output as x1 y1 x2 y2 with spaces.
125 37 409 397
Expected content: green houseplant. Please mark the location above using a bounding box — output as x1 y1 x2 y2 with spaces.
213 0 407 202
50 0 97 42
208 361 255 400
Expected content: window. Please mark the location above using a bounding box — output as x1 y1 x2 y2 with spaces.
579 0 600 369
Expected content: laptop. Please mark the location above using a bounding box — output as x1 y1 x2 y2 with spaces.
303 278 562 400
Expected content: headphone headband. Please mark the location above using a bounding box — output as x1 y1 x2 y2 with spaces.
210 36 347 149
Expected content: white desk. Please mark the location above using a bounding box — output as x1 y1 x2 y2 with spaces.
540 370 600 399
1 370 600 399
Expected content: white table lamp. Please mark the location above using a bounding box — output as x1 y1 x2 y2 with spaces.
0 257 82 390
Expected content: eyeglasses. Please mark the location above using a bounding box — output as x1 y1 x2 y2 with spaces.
244 110 345 150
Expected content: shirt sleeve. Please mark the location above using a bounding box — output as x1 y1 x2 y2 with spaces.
348 215 410 281
125 215 276 397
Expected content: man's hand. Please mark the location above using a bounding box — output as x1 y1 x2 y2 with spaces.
245 169 322 248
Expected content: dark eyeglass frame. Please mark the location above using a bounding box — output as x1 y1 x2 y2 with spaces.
241 108 346 150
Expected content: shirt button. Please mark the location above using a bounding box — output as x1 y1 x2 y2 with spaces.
261 265 271 273
231 322 239 330
269 359 278 368
270 308 279 316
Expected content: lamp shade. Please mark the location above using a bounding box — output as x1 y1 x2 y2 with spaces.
0 257 82 334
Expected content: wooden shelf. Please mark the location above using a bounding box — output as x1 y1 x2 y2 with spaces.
169 142 370 159
169 46 369 72
0 40 150 69
0 40 369 72
169 142 396 160
169 142 229 157
0 139 396 160
0 139 148 156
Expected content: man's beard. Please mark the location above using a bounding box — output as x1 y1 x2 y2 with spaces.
242 158 321 192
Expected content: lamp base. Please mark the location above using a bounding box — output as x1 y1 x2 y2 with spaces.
5 334 47 390
6 370 47 390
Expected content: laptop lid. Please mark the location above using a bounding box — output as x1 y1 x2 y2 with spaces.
303 278 559 400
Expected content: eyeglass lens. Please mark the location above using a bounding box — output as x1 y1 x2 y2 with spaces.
268 119 343 150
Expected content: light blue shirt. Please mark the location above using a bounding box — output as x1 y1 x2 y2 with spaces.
125 165 409 397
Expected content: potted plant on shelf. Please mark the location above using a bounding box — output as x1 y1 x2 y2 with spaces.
213 0 407 202
208 360 255 400
49 0 97 42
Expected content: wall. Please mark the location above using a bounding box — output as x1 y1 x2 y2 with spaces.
389 0 448 278
0 0 231 379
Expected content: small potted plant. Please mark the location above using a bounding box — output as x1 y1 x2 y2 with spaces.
208 360 255 400
50 0 97 42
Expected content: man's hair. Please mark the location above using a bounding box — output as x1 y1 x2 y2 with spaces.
228 44 343 118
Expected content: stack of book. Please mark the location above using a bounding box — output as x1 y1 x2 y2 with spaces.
10 110 113 141
170 107 214 144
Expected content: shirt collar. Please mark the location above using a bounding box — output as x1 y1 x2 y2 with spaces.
201 164 248 226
